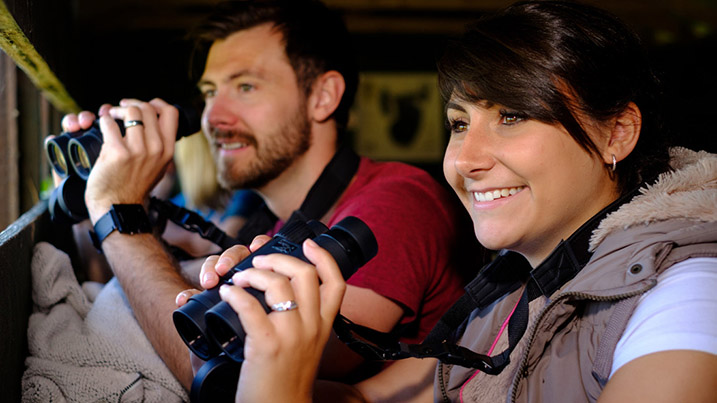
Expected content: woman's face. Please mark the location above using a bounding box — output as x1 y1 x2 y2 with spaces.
443 98 618 266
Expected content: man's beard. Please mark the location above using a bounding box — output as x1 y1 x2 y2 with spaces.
211 106 312 190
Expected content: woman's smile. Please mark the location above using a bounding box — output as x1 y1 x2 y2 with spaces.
473 186 525 203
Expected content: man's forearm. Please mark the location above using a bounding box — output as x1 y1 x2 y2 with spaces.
101 232 194 389
71 221 113 283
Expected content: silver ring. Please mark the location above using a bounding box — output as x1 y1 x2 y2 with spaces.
270 300 298 312
124 120 144 129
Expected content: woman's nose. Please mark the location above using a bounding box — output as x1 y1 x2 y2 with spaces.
453 125 495 177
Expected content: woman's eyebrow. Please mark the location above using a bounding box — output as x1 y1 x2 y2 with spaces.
445 101 466 113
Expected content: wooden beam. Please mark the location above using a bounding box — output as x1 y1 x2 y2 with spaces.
0 0 80 113
0 53 20 230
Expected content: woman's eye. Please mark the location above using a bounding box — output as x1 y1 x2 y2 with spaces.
499 110 526 125
447 118 469 133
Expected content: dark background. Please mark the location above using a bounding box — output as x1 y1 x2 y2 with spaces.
0 5 714 400
6 0 717 156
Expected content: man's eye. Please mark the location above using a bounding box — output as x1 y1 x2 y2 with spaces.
201 89 216 99
238 83 254 92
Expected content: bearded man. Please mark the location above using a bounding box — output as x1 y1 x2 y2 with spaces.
61 1 475 399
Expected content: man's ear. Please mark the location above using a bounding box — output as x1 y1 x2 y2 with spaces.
308 70 345 123
603 102 641 165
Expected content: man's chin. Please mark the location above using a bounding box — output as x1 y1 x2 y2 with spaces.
217 175 248 190
218 171 270 191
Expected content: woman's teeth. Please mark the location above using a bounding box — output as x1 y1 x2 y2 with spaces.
473 187 524 202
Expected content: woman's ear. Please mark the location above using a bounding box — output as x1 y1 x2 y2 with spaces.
308 71 345 123
604 102 641 165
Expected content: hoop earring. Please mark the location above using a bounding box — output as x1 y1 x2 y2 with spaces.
611 154 617 172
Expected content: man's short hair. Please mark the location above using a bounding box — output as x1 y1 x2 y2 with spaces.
190 0 359 134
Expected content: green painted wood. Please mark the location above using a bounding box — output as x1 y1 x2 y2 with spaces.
0 0 80 113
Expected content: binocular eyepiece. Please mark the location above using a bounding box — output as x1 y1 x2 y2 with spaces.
45 121 104 180
173 216 378 402
46 104 200 179
45 105 201 224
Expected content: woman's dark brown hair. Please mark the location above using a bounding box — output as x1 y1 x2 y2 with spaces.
438 0 672 193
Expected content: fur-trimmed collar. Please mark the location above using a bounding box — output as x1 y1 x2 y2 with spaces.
589 147 717 250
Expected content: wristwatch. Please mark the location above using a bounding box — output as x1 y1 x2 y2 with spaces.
90 204 153 250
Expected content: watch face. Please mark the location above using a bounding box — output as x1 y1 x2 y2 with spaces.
112 204 152 234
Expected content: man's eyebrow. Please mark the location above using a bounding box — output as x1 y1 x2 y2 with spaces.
197 69 257 88
197 78 214 88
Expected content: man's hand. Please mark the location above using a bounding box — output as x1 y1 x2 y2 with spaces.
198 235 272 290
76 98 179 224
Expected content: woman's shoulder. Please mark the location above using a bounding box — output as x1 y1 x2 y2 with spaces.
611 257 717 376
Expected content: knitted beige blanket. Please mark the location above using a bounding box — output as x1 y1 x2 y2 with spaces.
22 241 188 402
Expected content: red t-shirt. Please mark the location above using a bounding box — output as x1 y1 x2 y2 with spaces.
274 157 476 344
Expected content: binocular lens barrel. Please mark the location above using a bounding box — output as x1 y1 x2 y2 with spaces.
173 289 224 360
45 137 71 177
205 301 249 361
48 175 89 224
190 355 242 403
68 128 104 180
205 285 271 362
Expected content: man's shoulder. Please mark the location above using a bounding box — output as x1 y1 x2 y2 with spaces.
335 157 463 225
355 157 445 192
360 157 429 175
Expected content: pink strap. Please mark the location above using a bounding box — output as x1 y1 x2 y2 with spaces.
459 296 523 402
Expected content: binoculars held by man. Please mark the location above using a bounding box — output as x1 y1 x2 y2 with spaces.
45 105 201 225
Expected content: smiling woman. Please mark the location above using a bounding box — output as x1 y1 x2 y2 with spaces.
432 3 716 401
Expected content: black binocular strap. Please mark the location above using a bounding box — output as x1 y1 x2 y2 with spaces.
335 187 641 374
333 250 531 375
150 197 240 251
234 144 360 244
154 144 360 258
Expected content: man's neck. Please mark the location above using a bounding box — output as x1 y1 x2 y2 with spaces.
256 132 338 222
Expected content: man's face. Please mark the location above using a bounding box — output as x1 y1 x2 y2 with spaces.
198 23 311 190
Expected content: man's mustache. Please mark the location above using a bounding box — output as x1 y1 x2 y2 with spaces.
208 127 256 147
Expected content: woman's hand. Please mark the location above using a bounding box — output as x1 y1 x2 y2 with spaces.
175 235 272 376
220 238 347 403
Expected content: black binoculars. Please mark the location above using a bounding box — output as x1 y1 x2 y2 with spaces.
45 105 201 225
174 215 378 402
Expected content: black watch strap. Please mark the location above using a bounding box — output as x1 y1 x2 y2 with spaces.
90 204 152 251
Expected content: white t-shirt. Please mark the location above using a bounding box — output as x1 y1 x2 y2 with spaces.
610 257 717 377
